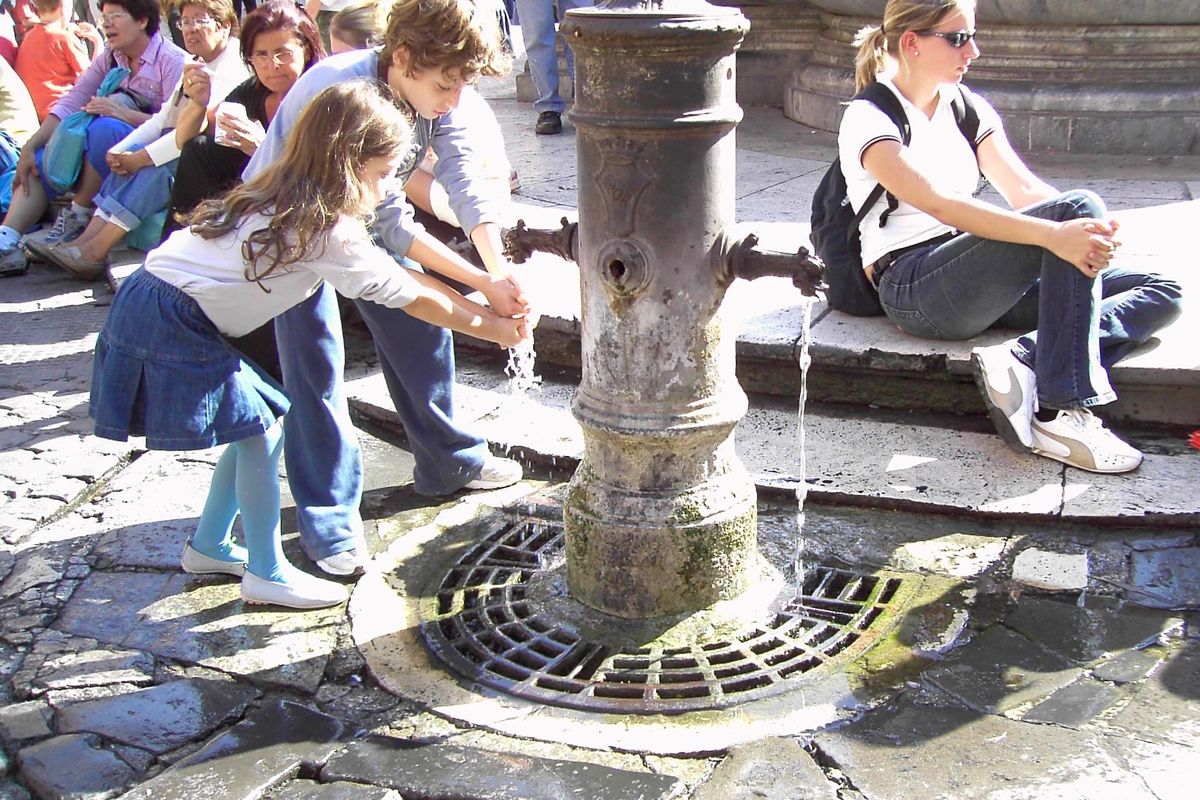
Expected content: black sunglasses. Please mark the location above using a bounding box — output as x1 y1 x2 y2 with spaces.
916 30 977 48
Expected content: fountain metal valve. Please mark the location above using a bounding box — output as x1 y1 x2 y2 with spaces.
501 218 579 265
724 231 827 298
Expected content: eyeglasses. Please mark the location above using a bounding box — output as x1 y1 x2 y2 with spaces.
180 16 218 30
100 12 130 24
249 46 301 67
915 29 977 48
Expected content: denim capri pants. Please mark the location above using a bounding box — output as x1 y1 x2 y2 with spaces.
95 143 177 232
90 268 290 450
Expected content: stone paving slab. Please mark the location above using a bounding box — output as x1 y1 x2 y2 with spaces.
813 691 1163 800
347 356 1200 525
1102 642 1200 750
921 624 1081 715
1003 596 1182 663
16 732 138 800
321 736 683 800
689 737 837 800
56 678 259 755
54 571 341 694
122 699 354 800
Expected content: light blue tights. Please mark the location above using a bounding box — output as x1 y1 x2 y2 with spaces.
189 423 299 584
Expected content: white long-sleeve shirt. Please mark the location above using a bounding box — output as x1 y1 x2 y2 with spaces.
113 39 248 167
145 213 421 338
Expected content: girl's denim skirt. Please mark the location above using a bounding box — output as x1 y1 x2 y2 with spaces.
90 268 290 450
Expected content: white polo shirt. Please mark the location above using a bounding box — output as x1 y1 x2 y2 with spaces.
837 77 1002 266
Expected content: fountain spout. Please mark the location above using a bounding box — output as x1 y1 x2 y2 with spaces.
725 232 827 297
502 218 579 265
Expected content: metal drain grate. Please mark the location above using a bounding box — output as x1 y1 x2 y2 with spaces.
420 519 904 713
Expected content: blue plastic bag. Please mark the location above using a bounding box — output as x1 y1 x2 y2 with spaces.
42 65 131 193
0 130 19 214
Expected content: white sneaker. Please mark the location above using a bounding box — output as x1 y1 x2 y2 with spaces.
971 343 1037 453
463 455 523 490
316 548 367 576
240 571 349 609
0 241 27 277
1031 409 1143 474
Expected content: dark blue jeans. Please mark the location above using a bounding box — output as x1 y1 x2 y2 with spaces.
877 190 1183 410
273 282 488 561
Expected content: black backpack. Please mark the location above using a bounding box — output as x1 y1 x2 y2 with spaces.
810 82 980 316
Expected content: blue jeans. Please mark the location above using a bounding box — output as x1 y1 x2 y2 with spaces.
877 190 1183 410
273 281 488 560
515 0 592 113
95 143 176 232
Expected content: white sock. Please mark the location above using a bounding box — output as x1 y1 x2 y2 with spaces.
0 226 19 248
70 202 92 219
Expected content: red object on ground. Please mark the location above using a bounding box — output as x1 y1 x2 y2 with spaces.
1189 430 1200 450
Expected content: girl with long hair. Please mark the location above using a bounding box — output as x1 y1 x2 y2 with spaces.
89 80 529 609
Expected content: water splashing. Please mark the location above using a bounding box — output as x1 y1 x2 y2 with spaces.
505 335 542 397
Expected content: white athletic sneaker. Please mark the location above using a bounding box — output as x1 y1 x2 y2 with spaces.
971 343 1037 453
316 548 367 577
1031 409 1143 474
464 455 523 490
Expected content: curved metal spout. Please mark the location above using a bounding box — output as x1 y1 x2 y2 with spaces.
726 232 827 298
501 218 579 265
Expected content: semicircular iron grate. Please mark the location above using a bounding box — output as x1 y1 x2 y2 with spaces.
419 519 904 714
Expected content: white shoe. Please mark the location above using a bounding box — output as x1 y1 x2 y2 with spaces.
971 343 1036 453
240 571 349 609
180 543 246 577
316 548 367 576
463 455 523 490
1031 409 1143 474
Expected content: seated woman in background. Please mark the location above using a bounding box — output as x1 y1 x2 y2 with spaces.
35 0 247 279
160 0 323 240
0 0 185 273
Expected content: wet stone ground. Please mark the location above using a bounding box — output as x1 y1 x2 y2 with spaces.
0 430 1197 800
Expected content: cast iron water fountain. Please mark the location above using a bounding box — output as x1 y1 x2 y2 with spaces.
415 0 915 719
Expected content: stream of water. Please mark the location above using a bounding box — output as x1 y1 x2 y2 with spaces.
793 299 815 592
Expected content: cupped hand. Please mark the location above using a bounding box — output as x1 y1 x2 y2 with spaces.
481 271 531 318
83 96 125 120
494 314 534 349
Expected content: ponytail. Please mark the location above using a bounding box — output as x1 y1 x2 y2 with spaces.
853 25 888 92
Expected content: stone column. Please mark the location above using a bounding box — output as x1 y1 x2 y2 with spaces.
786 0 1200 155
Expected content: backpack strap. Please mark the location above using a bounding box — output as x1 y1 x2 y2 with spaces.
850 81 981 239
950 84 981 153
848 82 910 238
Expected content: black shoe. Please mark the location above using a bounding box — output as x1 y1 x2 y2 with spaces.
535 110 562 135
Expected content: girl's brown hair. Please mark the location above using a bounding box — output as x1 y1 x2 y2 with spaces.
186 80 412 287
380 0 510 81
853 0 975 91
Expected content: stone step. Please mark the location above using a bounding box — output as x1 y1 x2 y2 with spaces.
345 345 1200 528
499 200 1199 428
